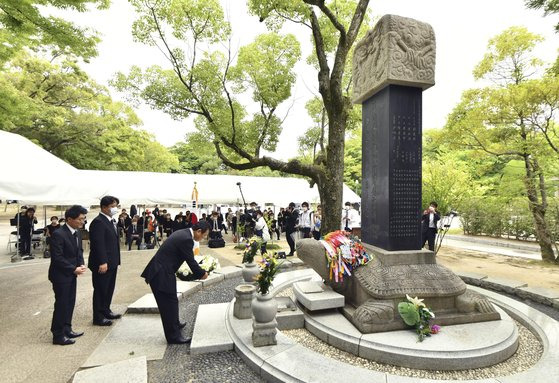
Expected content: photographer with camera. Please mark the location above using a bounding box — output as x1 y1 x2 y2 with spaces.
421 201 440 251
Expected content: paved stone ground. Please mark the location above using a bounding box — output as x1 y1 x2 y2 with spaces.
147 276 264 383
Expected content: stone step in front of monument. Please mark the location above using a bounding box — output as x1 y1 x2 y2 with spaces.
82 314 167 368
128 281 203 313
176 280 202 296
270 268 321 295
293 281 345 311
215 265 243 279
127 293 181 314
73 356 147 383
190 302 233 355
275 296 304 330
200 272 225 287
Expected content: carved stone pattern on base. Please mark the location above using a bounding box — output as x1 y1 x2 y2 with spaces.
355 258 466 299
456 290 498 315
352 14 436 104
354 300 395 326
252 319 278 347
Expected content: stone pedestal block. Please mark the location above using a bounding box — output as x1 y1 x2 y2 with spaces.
252 319 278 347
233 284 256 320
293 281 345 311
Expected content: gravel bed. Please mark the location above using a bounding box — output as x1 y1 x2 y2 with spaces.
147 276 264 383
274 286 294 298
283 320 542 380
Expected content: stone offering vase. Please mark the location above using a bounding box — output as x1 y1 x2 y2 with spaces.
242 262 260 283
252 293 278 323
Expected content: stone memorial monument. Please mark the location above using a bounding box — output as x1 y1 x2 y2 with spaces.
297 14 500 334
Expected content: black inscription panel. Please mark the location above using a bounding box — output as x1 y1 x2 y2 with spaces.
362 85 422 251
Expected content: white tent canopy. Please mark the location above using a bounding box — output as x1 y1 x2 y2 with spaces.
78 170 360 208
0 130 98 205
0 131 361 207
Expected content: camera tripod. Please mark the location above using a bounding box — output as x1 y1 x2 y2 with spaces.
434 211 458 255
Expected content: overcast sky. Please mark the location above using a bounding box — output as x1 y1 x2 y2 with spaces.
59 0 559 159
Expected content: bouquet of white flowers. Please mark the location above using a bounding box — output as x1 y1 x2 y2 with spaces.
176 255 221 281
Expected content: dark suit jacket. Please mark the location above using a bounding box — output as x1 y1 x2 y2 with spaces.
141 229 205 293
88 213 121 270
49 225 84 284
126 223 143 240
421 212 441 232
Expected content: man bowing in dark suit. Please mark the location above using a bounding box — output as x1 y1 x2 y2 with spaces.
49 205 88 345
141 221 210 344
88 195 122 326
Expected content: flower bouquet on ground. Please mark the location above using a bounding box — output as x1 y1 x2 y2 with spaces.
397 294 440 342
176 255 221 281
256 254 282 295
242 236 261 264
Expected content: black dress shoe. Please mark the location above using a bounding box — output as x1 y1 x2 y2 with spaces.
66 330 84 338
93 318 113 326
167 336 192 344
105 312 122 320
178 321 187 329
53 336 75 346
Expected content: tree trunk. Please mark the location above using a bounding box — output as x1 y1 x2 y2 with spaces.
319 111 346 234
523 157 556 262
529 202 556 262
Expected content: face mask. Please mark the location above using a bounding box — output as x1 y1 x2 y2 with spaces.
303 207 308 212
51 221 58 225
344 206 350 210
110 207 119 216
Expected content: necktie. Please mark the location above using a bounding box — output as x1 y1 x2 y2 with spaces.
73 231 78 248
111 219 118 234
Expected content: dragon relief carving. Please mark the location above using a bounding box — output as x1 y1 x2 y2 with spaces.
352 14 436 104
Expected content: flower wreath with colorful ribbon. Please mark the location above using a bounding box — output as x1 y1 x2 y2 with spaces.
319 230 372 282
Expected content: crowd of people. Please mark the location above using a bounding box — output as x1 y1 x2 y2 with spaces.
10 200 364 260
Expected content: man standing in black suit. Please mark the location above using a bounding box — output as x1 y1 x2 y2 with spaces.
88 195 121 326
49 205 88 345
141 222 210 344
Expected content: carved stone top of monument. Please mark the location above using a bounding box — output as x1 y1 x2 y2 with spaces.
352 14 436 104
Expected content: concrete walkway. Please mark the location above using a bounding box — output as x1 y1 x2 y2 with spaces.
441 234 547 260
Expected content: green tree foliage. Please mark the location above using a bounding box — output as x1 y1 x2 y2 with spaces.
0 0 109 63
443 26 559 262
525 0 559 31
113 0 371 233
170 132 279 176
343 129 361 196
0 53 178 172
